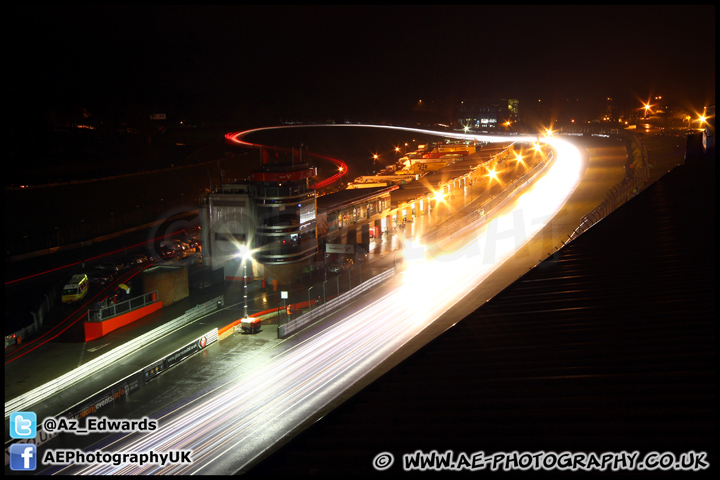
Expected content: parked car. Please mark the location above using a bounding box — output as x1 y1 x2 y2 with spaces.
158 246 176 259
95 262 120 276
160 239 190 253
126 253 149 266
328 258 354 273
177 247 197 259
172 240 191 252
86 271 113 287
184 226 201 243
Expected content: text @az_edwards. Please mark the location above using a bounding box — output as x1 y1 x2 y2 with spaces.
41 416 157 435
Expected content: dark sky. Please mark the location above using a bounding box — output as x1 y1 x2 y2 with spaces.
9 5 716 125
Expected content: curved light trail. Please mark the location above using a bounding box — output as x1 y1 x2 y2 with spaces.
54 129 581 475
225 128 349 189
225 124 541 190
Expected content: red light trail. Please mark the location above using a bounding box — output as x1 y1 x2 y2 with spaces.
224 128 349 189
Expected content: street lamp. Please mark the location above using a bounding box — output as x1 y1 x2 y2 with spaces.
243 262 248 319
643 102 652 118
236 246 254 319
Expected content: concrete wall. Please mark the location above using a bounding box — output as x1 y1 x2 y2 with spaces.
142 265 189 307
84 300 163 341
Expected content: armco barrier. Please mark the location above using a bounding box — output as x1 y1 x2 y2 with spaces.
4 295 224 419
4 328 219 466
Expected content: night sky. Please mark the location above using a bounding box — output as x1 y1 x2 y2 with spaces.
9 5 716 126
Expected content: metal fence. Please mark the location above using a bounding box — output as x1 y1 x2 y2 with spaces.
87 291 159 322
567 135 651 244
278 266 396 338
5 288 58 349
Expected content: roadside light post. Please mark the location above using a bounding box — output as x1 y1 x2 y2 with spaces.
308 285 314 311
281 291 288 324
237 246 253 320
643 102 652 118
243 262 248 320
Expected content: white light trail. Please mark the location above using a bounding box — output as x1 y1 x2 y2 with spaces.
55 135 581 476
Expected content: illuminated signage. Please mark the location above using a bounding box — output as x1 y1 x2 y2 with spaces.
326 244 355 254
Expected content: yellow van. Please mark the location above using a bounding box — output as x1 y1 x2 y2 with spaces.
62 274 89 303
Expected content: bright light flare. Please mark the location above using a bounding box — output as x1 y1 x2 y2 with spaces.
485 165 501 184
234 245 257 261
